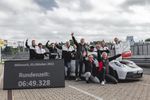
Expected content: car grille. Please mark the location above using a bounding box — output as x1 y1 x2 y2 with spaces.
126 72 143 79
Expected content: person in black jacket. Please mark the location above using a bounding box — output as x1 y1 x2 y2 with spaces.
46 41 58 59
71 33 88 81
56 41 75 79
35 43 47 59
83 54 98 83
100 41 110 53
25 39 37 60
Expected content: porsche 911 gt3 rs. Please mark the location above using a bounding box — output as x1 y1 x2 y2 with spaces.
109 60 143 80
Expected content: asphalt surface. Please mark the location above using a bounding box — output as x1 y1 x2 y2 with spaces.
143 67 150 75
1 64 150 100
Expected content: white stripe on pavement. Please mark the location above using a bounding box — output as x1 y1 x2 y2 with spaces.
69 85 103 100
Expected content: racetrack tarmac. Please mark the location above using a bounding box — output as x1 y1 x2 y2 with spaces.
0 64 150 100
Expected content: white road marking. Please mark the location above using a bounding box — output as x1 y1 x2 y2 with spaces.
69 85 103 100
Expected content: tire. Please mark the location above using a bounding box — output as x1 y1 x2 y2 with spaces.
105 74 118 84
109 67 118 80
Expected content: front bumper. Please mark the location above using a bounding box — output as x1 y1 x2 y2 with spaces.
126 72 143 79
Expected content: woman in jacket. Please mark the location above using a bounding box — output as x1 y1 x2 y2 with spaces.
97 52 122 85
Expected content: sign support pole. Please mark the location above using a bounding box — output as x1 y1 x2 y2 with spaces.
0 47 1 63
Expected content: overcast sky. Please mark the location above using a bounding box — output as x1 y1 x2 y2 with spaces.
0 0 150 43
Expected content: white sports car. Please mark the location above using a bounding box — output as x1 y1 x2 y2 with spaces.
109 60 143 80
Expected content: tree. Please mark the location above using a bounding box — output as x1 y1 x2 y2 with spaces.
145 38 150 42
3 46 19 55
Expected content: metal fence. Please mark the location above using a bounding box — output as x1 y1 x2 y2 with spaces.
108 43 150 56
1 43 150 61
131 43 150 55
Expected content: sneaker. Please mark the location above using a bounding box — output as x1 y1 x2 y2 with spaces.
101 81 105 85
75 78 78 81
86 80 89 83
75 77 80 81
78 77 81 81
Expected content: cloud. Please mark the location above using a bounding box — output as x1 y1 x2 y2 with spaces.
120 0 150 12
122 0 150 7
34 0 58 11
0 0 150 43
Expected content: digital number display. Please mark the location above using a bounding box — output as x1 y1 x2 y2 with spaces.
18 80 50 87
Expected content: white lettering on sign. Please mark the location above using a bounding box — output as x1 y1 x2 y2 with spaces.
19 72 50 78
30 62 54 66
14 62 55 67
14 63 29 67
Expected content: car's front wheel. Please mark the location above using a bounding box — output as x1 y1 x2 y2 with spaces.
110 68 118 80
113 70 118 80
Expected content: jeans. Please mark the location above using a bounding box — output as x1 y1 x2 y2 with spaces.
75 59 84 78
97 68 118 84
83 72 91 81
64 61 71 78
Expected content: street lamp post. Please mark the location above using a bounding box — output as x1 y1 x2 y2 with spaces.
0 47 1 62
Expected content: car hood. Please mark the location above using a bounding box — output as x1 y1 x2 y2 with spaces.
109 60 143 72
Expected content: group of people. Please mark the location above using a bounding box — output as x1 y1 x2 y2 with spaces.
26 33 129 85
25 39 47 60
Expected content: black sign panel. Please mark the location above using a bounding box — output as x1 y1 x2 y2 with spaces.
3 60 65 90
